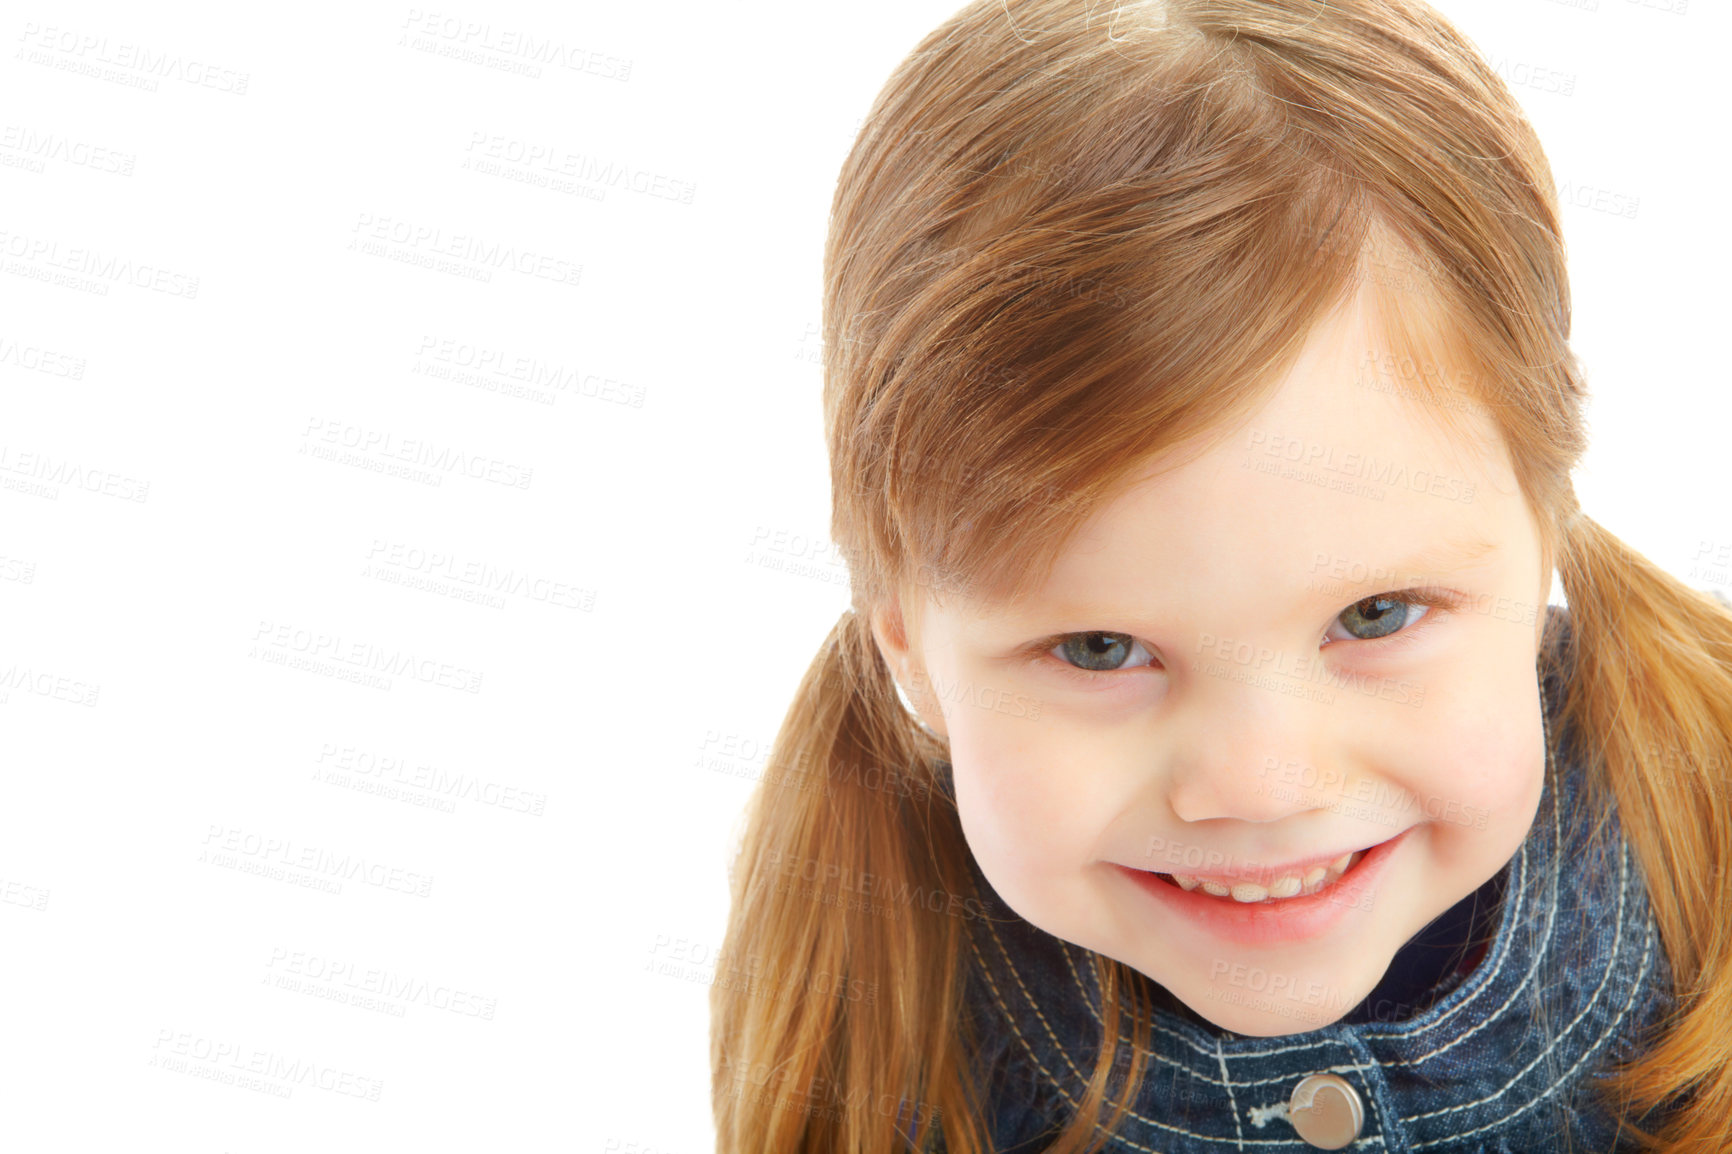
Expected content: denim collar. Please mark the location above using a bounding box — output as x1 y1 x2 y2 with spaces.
956 607 1680 1152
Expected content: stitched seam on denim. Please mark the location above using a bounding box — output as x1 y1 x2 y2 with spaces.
1215 1038 1246 1151
1402 841 1633 1126
1055 936 1375 1091
1055 841 1536 1066
1376 703 1572 1062
1059 941 1257 1065
1064 940 1374 1069
1373 829 1555 1066
983 915 1101 1091
1375 864 1554 1068
1357 843 1529 1045
1360 686 1562 1045
1408 865 1658 1148
966 930 1084 1110
1333 1037 1404 1154
977 913 1372 1146
978 913 1189 1146
1360 710 1564 1059
966 928 1174 1152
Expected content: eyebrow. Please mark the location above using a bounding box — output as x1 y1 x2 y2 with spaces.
1338 532 1502 586
991 531 1504 630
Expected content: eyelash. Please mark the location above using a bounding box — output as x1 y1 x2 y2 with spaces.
1029 588 1466 686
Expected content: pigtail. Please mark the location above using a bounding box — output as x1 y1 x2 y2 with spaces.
710 608 994 1154
1551 510 1732 1151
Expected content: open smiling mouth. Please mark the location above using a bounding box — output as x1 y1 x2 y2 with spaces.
1149 850 1367 905
1121 828 1413 945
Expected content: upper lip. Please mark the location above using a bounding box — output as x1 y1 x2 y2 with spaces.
1129 839 1388 887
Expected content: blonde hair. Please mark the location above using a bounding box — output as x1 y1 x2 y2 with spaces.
710 2 1732 1150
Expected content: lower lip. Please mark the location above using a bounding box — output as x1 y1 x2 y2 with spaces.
1118 827 1413 947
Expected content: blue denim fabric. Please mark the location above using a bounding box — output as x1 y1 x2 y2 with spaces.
917 605 1682 1152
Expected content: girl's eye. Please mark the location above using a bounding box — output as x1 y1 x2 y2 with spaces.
1324 593 1437 644
1051 632 1157 673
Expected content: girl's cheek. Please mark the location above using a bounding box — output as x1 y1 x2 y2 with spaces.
1403 695 1545 868
1400 631 1545 774
950 720 1114 871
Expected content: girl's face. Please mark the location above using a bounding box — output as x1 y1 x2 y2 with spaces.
872 292 1552 1037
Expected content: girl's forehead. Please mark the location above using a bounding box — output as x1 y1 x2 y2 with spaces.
1118 282 1502 486
886 258 1524 620
1113 302 1504 499
924 314 1530 624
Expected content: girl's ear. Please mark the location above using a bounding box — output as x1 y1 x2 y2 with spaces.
868 598 950 741
868 598 913 669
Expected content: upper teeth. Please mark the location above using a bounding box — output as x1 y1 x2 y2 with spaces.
1171 851 1362 903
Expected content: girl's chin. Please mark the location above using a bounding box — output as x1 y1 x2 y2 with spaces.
1146 966 1374 1037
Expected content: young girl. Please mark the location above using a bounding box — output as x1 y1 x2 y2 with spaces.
711 1 1732 1150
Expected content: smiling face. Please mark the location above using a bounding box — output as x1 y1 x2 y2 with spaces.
870 289 1554 1037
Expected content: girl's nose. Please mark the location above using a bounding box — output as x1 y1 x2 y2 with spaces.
1161 691 1333 826
1166 757 1326 825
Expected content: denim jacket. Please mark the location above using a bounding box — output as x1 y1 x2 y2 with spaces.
919 605 1684 1153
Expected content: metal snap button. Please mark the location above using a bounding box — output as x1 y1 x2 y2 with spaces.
1287 1073 1364 1150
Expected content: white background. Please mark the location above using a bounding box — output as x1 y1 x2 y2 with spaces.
0 0 1723 1151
